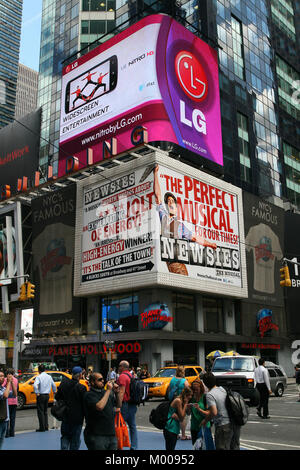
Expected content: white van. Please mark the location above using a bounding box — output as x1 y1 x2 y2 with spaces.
211 355 260 406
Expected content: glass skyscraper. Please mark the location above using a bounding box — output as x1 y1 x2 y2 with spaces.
0 0 23 129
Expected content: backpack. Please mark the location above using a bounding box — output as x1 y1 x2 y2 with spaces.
124 373 149 406
225 388 249 426
51 399 68 421
149 401 172 430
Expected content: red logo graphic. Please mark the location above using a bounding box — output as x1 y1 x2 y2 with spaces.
175 51 208 102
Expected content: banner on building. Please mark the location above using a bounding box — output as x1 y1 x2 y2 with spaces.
243 192 284 306
74 153 247 298
0 109 41 195
59 14 223 176
285 211 300 334
32 185 80 335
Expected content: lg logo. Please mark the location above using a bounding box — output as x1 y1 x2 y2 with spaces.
175 51 208 135
175 51 208 101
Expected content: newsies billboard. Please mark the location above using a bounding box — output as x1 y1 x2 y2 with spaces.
74 151 247 298
59 14 223 176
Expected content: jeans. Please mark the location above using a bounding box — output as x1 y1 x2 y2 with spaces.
36 394 49 431
121 402 138 450
84 429 117 451
6 405 17 437
0 421 7 450
61 421 82 450
214 423 241 450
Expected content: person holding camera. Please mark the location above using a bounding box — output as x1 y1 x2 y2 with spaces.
163 387 193 451
84 372 122 450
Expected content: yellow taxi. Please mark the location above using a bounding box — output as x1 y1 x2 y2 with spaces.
17 371 89 410
143 365 204 399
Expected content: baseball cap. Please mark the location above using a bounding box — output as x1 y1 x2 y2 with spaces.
72 366 82 375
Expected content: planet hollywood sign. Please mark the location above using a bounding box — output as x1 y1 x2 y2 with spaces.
48 341 141 357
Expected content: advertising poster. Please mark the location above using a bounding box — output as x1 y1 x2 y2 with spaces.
243 191 284 306
155 164 243 286
32 185 80 335
74 154 247 298
284 212 300 334
0 109 41 195
59 14 222 176
80 166 156 283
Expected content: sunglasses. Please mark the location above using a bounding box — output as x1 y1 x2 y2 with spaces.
97 378 104 382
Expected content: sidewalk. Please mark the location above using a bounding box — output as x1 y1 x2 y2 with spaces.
2 427 194 451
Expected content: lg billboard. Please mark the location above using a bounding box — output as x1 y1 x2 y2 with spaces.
59 14 223 176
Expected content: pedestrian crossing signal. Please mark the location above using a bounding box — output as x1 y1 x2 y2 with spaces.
280 265 291 287
18 283 27 302
26 282 35 299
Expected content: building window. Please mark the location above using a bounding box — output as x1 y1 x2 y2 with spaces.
173 293 196 332
231 16 245 80
276 55 300 120
283 142 300 208
271 0 296 41
0 80 6 104
237 112 251 183
101 293 139 333
204 297 224 333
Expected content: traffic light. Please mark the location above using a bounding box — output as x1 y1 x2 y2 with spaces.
280 265 291 287
26 281 35 299
18 283 27 302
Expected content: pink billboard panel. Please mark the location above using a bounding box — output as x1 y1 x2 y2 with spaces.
59 14 223 177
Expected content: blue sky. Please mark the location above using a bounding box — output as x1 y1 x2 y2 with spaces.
19 0 43 71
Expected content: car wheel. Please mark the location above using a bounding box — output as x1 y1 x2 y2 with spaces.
275 384 284 397
17 393 26 410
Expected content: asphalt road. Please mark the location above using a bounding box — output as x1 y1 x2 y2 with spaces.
13 382 300 451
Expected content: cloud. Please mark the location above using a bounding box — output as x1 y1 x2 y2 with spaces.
22 12 42 29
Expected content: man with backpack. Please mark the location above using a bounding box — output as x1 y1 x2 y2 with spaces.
201 372 241 450
55 366 87 450
117 360 138 450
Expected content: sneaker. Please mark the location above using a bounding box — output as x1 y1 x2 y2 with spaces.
262 416 270 419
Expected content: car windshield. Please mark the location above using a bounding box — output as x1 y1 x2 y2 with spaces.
153 368 177 378
18 374 36 383
212 358 254 372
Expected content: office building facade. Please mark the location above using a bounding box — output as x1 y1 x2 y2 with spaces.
0 0 23 128
15 64 39 120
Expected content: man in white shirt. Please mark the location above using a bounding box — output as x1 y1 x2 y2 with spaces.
34 364 57 432
254 358 272 419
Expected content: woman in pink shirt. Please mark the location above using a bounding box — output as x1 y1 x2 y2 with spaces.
3 368 18 437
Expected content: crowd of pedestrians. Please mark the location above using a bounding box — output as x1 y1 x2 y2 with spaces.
0 357 289 451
